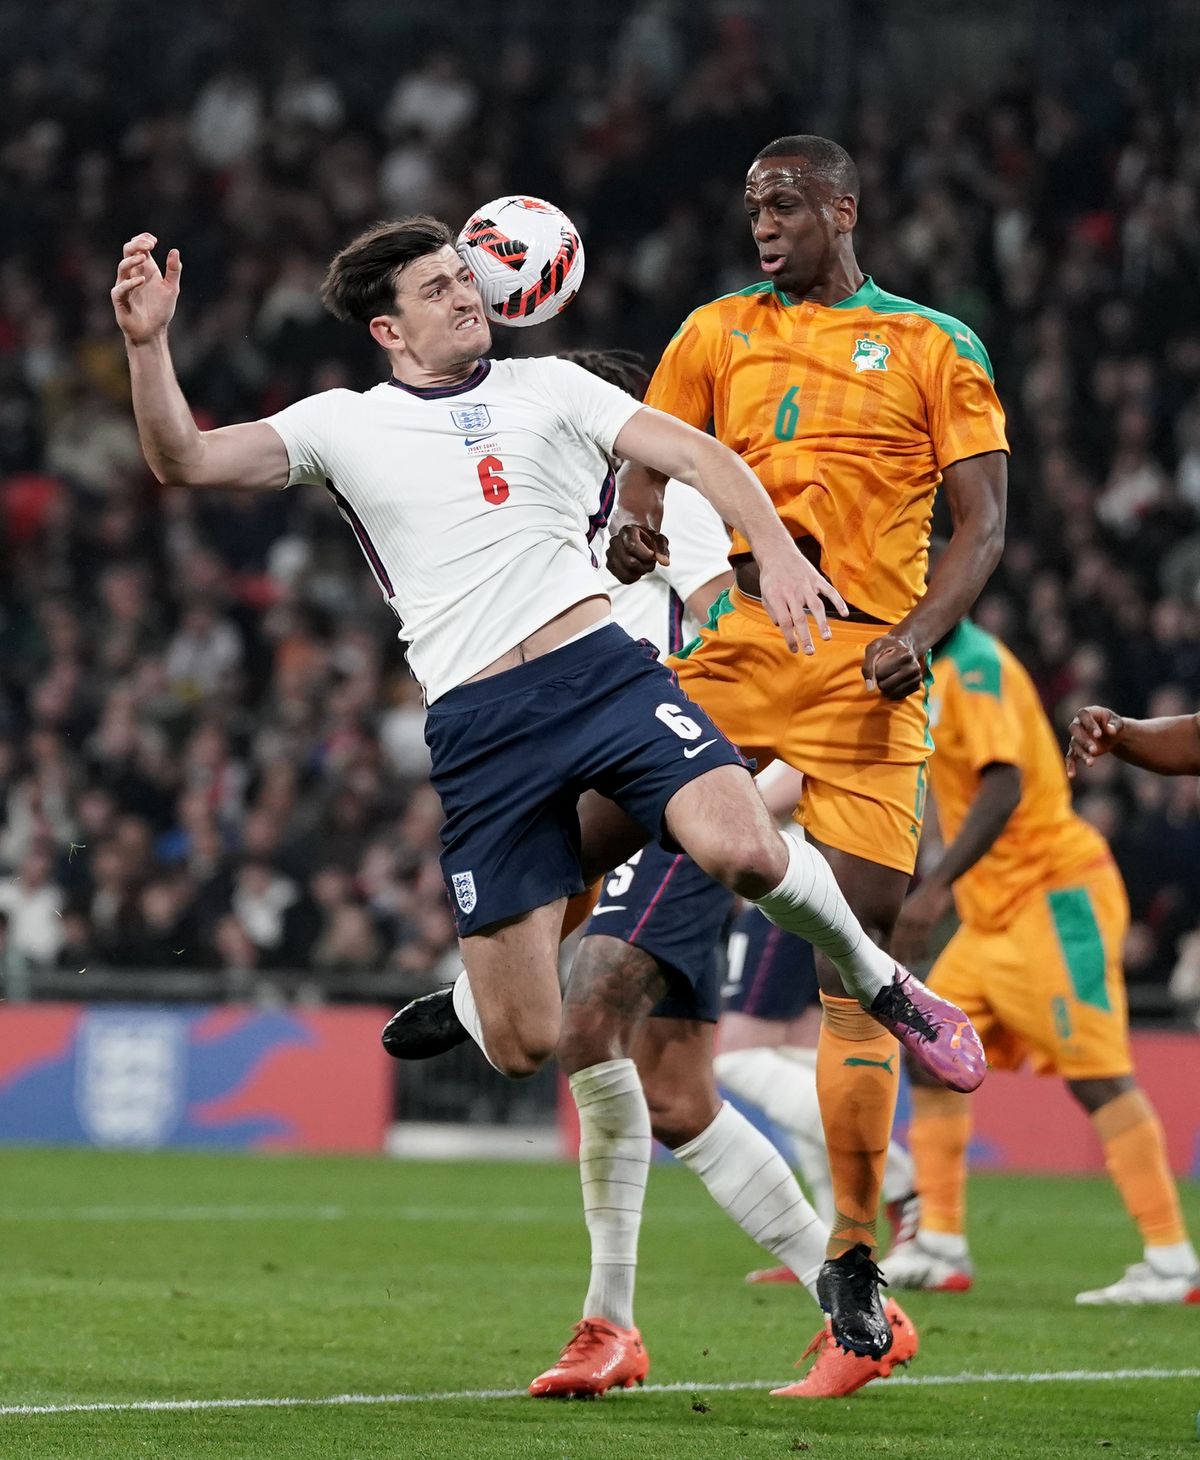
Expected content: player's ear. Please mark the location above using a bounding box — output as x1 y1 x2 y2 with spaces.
834 193 858 235
369 313 404 353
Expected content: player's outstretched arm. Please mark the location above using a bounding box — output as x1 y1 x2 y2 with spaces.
1066 706 1200 778
112 233 289 491
613 406 847 654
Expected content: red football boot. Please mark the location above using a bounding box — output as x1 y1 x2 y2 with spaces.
529 1317 649 1399
772 1298 918 1398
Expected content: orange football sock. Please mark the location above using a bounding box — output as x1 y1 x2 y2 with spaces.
817 994 900 1258
1092 1089 1189 1247
561 880 602 940
907 1085 973 1236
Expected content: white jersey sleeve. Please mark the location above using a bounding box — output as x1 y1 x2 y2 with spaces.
529 358 644 454
263 389 352 488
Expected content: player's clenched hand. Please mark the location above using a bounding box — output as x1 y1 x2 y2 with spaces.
606 523 670 583
891 878 953 967
111 233 182 345
757 548 848 655
1066 705 1124 778
863 631 924 700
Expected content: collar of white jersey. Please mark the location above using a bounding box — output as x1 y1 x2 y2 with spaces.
388 359 492 399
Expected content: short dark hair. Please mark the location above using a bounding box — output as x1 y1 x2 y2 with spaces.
320 216 455 324
558 348 649 400
753 135 860 199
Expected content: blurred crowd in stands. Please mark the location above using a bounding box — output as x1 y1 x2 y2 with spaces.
0 1 1198 1021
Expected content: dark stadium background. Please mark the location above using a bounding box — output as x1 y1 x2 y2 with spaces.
1 0 1199 1138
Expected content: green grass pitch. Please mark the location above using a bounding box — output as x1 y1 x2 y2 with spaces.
0 1150 1196 1458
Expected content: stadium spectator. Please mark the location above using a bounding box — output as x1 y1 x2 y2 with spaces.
0 3 1197 1007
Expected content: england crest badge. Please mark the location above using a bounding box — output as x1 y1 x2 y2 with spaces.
451 871 477 914
451 404 492 433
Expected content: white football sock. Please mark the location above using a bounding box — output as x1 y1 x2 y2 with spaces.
883 1135 917 1204
1146 1240 1199 1276
753 831 895 1004
572 1058 650 1330
450 968 502 1073
673 1100 825 1300
917 1227 969 1260
713 1046 835 1225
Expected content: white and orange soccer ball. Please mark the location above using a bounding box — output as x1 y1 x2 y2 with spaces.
457 196 585 328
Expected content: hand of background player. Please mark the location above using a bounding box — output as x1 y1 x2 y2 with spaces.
890 877 953 966
863 630 924 699
757 547 847 655
1065 704 1123 777
111 233 182 345
606 522 670 583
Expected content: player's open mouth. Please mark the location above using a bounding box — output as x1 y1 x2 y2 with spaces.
759 254 787 275
455 314 482 331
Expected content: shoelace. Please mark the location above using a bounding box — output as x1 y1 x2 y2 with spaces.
796 1327 831 1367
880 981 939 1042
845 1250 890 1306
556 1320 609 1363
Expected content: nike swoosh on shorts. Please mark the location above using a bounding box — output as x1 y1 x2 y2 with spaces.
683 739 717 759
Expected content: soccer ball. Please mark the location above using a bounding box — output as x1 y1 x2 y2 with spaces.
457 196 585 328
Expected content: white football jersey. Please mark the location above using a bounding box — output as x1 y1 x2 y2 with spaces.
265 357 641 702
602 480 731 657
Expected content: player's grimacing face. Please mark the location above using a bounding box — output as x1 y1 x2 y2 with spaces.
744 159 852 295
391 245 491 367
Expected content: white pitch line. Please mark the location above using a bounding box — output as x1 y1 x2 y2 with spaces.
0 1205 640 1224
2 1368 1197 1418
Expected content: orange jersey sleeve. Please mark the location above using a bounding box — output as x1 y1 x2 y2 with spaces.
643 309 719 431
924 330 1010 471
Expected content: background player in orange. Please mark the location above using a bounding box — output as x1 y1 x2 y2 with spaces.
886 603 1200 1304
584 133 1008 1349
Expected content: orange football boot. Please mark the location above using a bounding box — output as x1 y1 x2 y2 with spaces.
529 1317 649 1398
771 1299 918 1399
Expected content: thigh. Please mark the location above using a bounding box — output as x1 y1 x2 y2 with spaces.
784 622 932 877
927 922 1026 1070
461 898 567 1050
722 904 819 1022
580 633 747 845
589 842 734 1025
426 700 583 936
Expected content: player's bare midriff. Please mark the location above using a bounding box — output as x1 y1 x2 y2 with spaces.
464 594 612 682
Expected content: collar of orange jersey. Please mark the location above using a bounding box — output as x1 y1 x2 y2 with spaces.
773 275 880 310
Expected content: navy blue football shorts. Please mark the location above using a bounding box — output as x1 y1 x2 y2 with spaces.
583 840 735 1024
426 623 746 936
722 904 819 1020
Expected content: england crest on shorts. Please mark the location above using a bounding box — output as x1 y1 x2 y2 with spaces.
451 404 491 433
451 870 478 914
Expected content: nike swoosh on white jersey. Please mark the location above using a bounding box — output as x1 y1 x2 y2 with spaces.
683 739 717 759
591 905 627 915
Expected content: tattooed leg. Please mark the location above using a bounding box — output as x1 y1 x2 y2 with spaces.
557 935 668 1075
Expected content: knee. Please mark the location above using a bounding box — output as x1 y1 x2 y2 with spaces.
644 1077 720 1151
485 1011 561 1080
1067 1075 1136 1115
690 830 785 901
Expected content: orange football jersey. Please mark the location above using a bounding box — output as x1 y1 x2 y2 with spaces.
929 620 1111 932
645 276 1009 623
